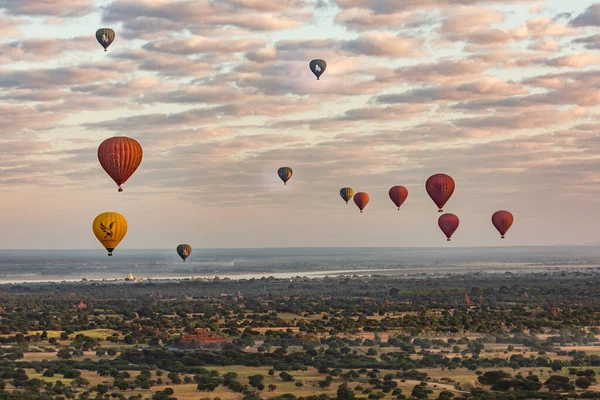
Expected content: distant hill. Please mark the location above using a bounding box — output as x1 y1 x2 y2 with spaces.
582 241 600 246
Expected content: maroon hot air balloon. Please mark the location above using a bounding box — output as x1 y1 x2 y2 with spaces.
389 186 408 210
492 210 514 239
426 174 455 212
438 213 459 241
354 192 369 213
98 136 143 192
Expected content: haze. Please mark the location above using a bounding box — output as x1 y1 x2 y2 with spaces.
1 0 599 250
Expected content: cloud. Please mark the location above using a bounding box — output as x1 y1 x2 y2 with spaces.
0 0 94 17
270 104 429 129
529 40 561 52
0 17 25 37
440 6 506 35
390 59 488 84
0 65 128 89
573 34 600 50
341 32 425 57
375 78 528 104
571 3 600 27
102 0 313 39
270 34 425 59
142 37 266 55
2 0 600 248
334 8 433 31
0 105 65 135
546 53 600 68
0 36 90 63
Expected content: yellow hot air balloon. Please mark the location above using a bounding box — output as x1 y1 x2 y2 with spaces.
92 212 128 256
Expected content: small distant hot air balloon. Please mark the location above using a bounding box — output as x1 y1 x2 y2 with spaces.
98 136 143 192
93 212 127 256
426 174 455 212
389 186 408 210
309 59 327 80
177 244 192 262
354 192 369 213
278 167 293 185
96 28 115 51
492 210 514 239
340 187 354 204
438 213 459 241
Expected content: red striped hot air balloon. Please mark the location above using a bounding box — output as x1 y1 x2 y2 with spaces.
438 213 459 241
389 186 408 210
426 174 455 212
354 192 369 213
492 210 514 239
98 136 143 192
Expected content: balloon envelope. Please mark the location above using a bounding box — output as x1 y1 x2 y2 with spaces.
93 212 127 256
340 187 354 204
96 28 115 51
389 186 408 210
426 174 455 212
438 213 459 241
492 210 514 238
177 244 192 262
354 192 369 213
309 59 327 80
278 167 293 185
98 136 143 192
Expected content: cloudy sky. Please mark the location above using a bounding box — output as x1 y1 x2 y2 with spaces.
1 0 599 250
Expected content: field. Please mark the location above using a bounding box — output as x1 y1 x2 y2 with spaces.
0 273 599 399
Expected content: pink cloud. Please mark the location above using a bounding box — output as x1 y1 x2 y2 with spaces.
546 53 600 68
0 0 94 17
0 36 90 63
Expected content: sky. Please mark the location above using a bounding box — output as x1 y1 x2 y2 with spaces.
0 0 599 250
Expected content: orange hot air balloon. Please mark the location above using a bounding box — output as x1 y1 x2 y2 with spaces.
426 174 455 212
438 213 459 241
492 210 514 239
98 136 143 192
389 186 408 210
354 192 369 213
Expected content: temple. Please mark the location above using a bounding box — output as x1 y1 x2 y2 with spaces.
174 329 228 349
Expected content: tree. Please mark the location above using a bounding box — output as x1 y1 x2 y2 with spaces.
337 383 355 400
268 384 277 392
57 348 72 359
576 377 593 389
248 374 264 390
545 375 575 392
279 372 294 382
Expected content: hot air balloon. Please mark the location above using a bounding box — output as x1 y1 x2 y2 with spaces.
98 136 143 192
278 167 293 185
438 213 459 241
389 186 408 210
492 210 514 239
177 244 192 262
309 59 327 80
340 187 354 204
96 28 115 51
354 192 369 213
426 174 455 212
93 212 127 256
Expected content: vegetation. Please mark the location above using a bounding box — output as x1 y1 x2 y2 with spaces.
0 272 600 398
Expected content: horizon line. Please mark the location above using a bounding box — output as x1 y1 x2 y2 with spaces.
0 244 592 251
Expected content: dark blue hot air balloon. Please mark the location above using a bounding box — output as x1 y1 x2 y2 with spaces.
309 59 327 80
